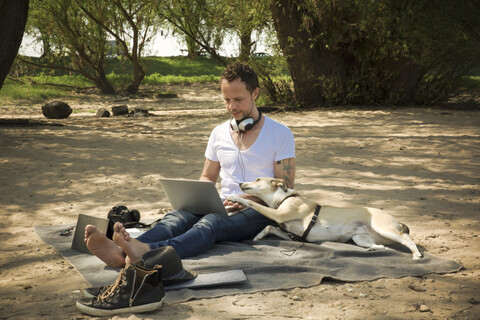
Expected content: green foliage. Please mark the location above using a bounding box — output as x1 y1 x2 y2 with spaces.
105 56 225 77
25 0 114 93
157 0 227 63
23 0 162 94
157 0 273 63
32 74 92 86
75 0 161 93
103 72 220 87
22 0 275 95
250 53 295 106
1 56 227 101
274 0 480 106
0 79 72 102
143 74 219 84
218 0 272 61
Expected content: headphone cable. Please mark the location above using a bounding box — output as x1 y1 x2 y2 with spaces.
238 133 246 182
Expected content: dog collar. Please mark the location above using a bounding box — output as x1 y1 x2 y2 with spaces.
283 204 321 242
275 192 299 208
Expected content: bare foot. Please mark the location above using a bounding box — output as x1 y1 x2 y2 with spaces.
84 224 125 268
112 222 150 264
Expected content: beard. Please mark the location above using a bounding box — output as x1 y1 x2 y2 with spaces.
229 98 255 120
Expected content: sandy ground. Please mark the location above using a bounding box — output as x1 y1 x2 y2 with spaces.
0 83 479 320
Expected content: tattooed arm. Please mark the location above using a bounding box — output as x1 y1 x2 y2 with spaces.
274 157 296 188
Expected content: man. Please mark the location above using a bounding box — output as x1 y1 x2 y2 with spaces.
85 62 295 266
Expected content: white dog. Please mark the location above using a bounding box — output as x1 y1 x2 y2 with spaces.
228 178 423 259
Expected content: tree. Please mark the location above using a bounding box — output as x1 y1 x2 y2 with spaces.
160 0 272 62
21 0 116 94
75 0 160 94
221 0 272 61
24 10 53 59
157 0 227 65
0 0 29 90
160 1 205 58
271 0 480 106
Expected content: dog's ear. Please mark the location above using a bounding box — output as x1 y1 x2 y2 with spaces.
274 179 288 192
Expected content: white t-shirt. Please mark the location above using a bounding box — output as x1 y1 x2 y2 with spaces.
205 115 295 197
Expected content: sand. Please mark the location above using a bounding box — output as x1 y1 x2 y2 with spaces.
0 83 479 319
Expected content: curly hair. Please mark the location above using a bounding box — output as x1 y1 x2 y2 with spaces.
220 62 259 93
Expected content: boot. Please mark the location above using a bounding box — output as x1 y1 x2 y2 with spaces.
76 263 164 317
82 246 196 298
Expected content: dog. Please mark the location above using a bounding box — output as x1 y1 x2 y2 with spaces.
228 177 423 259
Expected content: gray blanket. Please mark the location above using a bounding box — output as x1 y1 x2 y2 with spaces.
35 224 462 303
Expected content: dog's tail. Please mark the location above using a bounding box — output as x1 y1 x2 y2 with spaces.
400 223 410 234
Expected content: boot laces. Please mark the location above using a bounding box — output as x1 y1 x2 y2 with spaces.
98 267 127 302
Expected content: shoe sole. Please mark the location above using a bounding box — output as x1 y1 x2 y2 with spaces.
76 297 164 317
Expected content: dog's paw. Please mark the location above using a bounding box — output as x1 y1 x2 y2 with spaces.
226 196 240 202
227 196 248 206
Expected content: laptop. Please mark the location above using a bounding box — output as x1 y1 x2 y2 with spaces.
159 178 230 216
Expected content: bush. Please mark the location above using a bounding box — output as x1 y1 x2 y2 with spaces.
272 0 480 106
250 54 296 107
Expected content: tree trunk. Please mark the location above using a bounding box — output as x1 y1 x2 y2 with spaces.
94 72 116 95
270 0 346 107
388 59 419 105
126 60 144 94
185 36 200 58
239 31 253 62
125 25 145 94
0 0 29 89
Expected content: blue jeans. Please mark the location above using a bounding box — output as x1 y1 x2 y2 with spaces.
136 208 272 259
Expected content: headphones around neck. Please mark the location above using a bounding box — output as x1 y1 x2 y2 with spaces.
230 110 262 133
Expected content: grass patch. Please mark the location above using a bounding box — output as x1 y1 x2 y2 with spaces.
29 74 93 87
2 56 225 101
134 56 225 77
104 56 226 79
0 79 72 103
143 73 219 85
